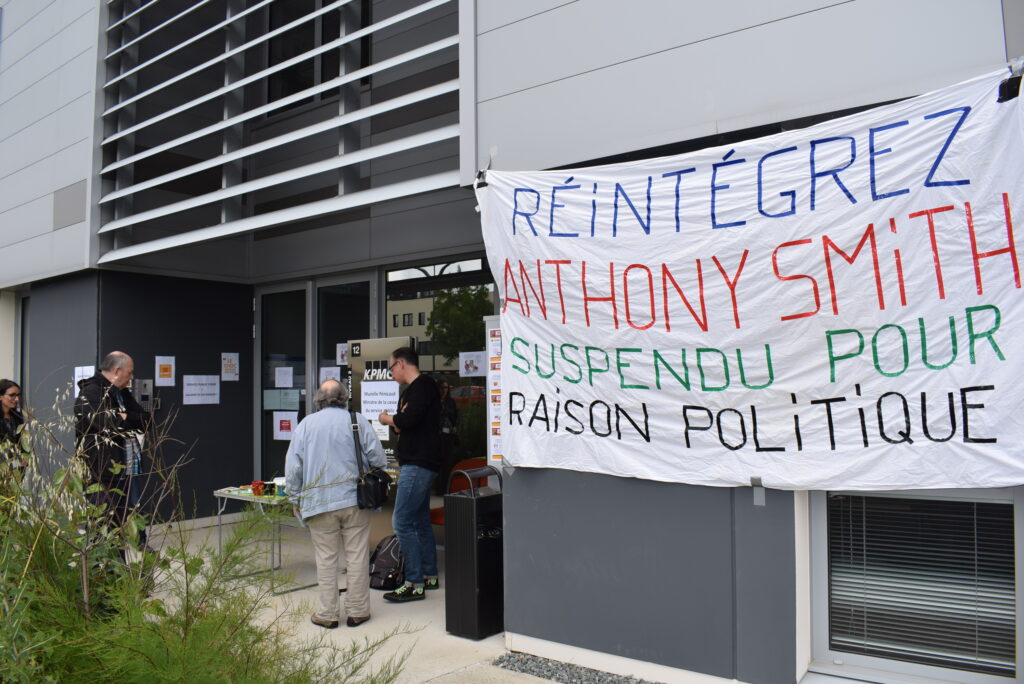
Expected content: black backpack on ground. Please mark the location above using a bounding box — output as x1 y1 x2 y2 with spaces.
369 534 404 590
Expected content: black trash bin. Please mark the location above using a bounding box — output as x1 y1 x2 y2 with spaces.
444 465 503 639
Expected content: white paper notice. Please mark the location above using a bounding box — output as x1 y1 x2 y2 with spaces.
221 352 240 381
319 366 341 383
273 411 298 440
74 365 95 390
488 328 502 356
487 325 502 465
336 343 349 366
370 420 390 442
274 366 293 388
279 389 301 409
155 356 176 387
459 351 486 377
182 375 220 405
360 380 400 420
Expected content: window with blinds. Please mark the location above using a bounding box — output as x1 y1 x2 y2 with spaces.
828 494 1016 678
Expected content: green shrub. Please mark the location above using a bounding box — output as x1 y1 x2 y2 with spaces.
0 392 408 683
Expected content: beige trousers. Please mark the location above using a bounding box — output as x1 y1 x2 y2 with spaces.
307 506 371 621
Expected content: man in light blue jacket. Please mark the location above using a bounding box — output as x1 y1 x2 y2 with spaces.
286 379 386 629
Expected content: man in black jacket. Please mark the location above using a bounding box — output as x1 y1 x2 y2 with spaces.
378 346 441 602
75 351 149 546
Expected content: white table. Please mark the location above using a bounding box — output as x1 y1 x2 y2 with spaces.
212 487 315 595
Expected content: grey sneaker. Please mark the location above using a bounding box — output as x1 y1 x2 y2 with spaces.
311 615 339 629
384 583 425 602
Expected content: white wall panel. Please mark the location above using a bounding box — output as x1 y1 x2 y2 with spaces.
0 1 94 73
0 0 66 39
0 0 98 284
471 0 1007 173
475 0 837 101
0 14 95 105
0 222 89 290
476 0 575 34
0 55 93 136
47 221 89 274
0 94 92 179
0 195 54 247
0 139 90 215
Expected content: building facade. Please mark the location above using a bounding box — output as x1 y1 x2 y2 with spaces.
1 1 1022 682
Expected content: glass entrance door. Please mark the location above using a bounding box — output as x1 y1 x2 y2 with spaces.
317 281 371 409
257 274 375 479
259 287 308 480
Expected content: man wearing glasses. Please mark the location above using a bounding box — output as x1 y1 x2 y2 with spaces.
377 346 441 601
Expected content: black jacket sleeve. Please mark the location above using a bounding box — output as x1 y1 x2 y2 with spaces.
119 387 147 432
392 380 429 432
74 378 150 482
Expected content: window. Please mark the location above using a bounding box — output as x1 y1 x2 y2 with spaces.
266 0 341 109
392 314 399 329
417 341 432 356
385 257 495 372
813 491 1019 682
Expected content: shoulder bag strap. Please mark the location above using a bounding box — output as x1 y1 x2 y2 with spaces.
350 409 368 476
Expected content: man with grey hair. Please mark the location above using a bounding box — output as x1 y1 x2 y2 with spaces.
75 351 149 550
286 378 386 629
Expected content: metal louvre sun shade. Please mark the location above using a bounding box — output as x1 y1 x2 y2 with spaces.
827 494 1016 677
99 0 458 262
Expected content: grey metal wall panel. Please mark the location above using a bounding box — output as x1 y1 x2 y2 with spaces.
247 189 481 281
1005 0 1024 59
25 271 99 466
503 467 736 676
118 235 252 282
53 180 86 231
97 271 254 519
250 218 374 279
368 191 480 258
503 467 796 681
734 487 797 684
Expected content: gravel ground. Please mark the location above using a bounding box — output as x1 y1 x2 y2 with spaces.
493 653 662 684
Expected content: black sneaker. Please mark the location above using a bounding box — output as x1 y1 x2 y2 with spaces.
383 583 425 602
423 577 439 590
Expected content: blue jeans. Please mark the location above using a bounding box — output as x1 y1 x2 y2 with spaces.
392 464 438 585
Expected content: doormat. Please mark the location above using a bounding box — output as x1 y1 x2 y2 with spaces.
493 653 661 684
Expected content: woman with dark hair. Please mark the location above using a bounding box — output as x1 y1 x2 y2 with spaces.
0 379 29 472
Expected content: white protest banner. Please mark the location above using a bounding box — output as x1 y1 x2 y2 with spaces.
478 67 1024 490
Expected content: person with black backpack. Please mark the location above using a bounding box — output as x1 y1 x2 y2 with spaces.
377 347 442 603
286 379 386 629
